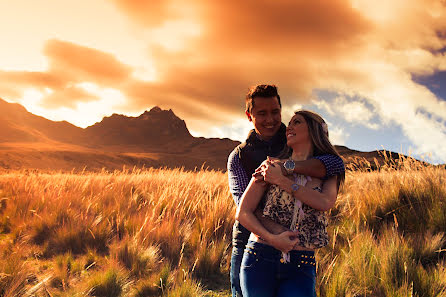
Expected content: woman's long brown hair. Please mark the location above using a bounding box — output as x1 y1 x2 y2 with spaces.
280 110 345 188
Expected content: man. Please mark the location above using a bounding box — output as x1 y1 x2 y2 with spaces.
227 84 344 297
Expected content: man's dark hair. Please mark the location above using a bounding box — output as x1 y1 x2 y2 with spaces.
245 84 281 113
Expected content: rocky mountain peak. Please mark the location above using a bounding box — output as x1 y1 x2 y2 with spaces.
85 106 192 145
148 106 162 113
141 106 176 119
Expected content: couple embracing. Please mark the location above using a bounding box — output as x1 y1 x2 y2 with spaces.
227 85 345 297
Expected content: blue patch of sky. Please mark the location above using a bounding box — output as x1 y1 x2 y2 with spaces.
307 89 417 159
412 71 446 102
432 32 446 54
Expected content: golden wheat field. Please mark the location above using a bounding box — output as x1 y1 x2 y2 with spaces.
0 159 445 296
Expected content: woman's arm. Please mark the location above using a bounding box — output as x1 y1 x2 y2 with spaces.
275 176 338 211
261 162 338 211
236 177 299 253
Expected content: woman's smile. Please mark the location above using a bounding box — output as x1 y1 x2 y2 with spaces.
286 114 310 147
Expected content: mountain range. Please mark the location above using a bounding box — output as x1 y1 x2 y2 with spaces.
0 98 238 171
0 98 420 171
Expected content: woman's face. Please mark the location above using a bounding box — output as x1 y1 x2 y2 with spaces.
286 113 311 147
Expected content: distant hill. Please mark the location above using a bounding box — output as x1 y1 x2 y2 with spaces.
0 99 84 144
0 98 237 170
0 98 426 171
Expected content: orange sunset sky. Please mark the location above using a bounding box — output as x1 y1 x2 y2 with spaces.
0 0 445 163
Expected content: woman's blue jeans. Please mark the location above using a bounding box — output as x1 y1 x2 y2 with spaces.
240 240 316 297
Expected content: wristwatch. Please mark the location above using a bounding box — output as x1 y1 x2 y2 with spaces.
283 159 295 175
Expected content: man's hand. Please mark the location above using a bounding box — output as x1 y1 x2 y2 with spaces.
269 231 299 253
257 157 288 175
253 159 268 183
252 171 267 186
253 157 287 185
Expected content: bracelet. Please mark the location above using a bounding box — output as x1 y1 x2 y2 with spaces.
291 182 299 194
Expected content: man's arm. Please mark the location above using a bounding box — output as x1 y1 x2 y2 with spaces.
293 154 345 178
228 149 290 237
227 149 250 206
260 154 345 179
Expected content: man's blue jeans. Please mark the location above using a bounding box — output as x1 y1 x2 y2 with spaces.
231 220 251 297
240 240 316 297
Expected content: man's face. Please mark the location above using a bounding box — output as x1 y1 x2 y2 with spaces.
246 96 281 141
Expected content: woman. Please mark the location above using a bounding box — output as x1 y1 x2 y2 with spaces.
236 110 344 297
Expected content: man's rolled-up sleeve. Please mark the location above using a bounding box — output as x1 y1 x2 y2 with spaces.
313 154 345 177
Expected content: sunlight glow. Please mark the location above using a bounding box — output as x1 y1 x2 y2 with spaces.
17 85 130 128
148 20 202 51
351 0 405 22
190 117 252 142
132 64 157 82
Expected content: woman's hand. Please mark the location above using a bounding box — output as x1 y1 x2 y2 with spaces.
269 231 299 254
256 157 287 186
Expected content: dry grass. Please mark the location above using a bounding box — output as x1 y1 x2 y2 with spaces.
0 167 233 296
320 159 446 297
0 158 445 296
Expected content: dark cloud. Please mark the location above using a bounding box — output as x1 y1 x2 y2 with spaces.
0 70 63 104
0 70 63 89
0 40 133 109
112 0 369 57
40 85 100 109
1 1 371 118
44 39 132 86
110 0 371 119
111 0 171 27
201 0 369 54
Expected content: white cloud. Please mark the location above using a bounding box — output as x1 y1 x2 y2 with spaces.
190 117 252 142
399 109 446 161
313 99 335 116
320 61 446 162
314 96 380 130
327 125 348 146
281 104 303 124
336 98 371 122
